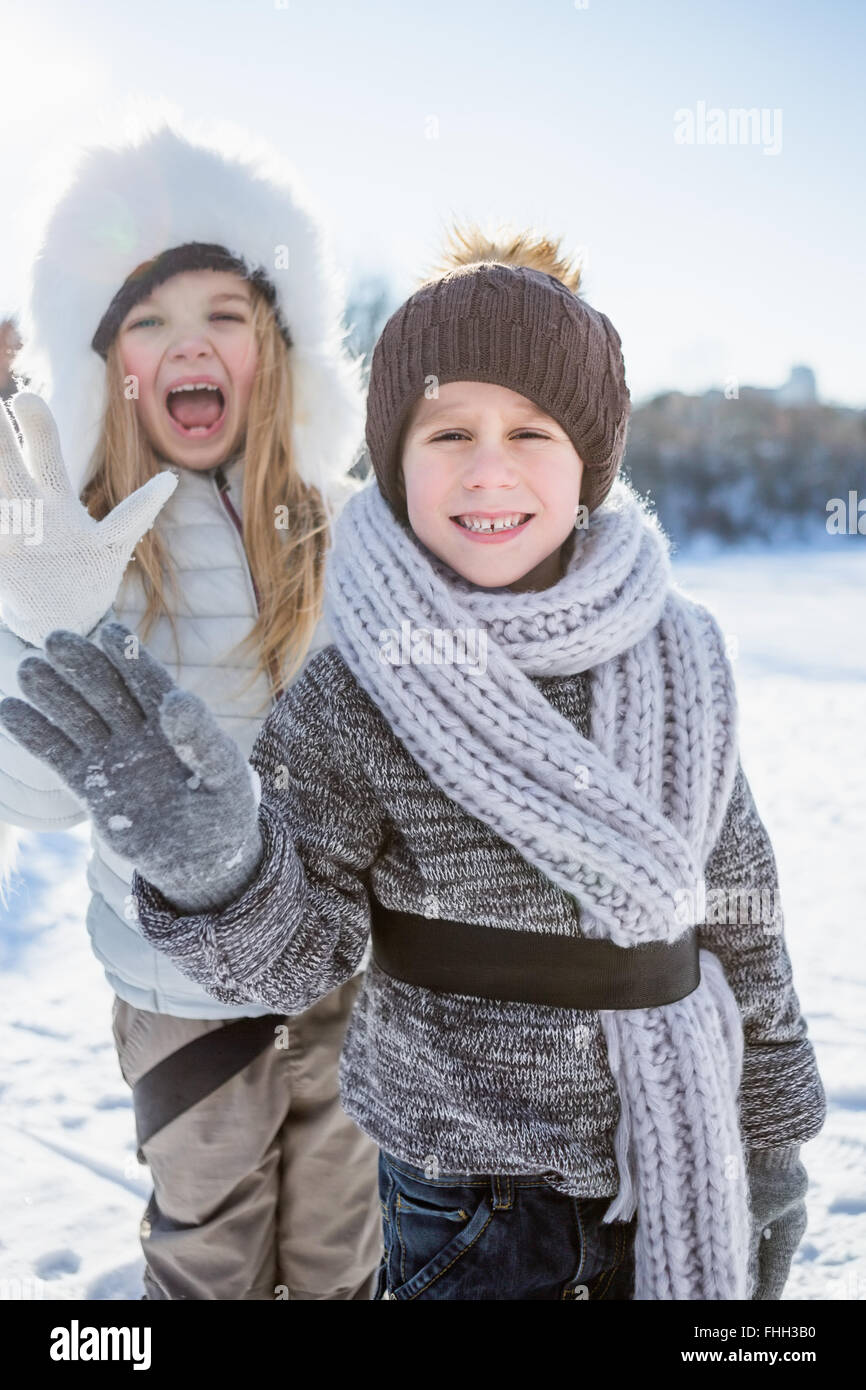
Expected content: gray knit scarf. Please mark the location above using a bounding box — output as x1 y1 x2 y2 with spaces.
323 475 750 1300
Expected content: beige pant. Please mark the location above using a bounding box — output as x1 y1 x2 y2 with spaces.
111 973 383 1300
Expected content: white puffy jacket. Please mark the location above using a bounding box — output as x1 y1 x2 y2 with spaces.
0 456 355 1018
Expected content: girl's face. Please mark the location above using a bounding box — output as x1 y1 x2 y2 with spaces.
400 381 584 592
117 269 259 470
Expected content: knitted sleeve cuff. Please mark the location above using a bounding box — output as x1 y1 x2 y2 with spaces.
131 797 306 994
739 1040 827 1148
745 1141 802 1173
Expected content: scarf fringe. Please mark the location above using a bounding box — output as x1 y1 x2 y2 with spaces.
601 1011 640 1224
600 953 750 1297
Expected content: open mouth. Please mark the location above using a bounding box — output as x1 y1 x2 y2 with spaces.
165 381 227 438
450 511 534 537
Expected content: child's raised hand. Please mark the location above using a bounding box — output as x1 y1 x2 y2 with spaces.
0 621 264 913
0 393 178 648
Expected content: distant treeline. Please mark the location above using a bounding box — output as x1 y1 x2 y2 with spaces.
621 390 866 547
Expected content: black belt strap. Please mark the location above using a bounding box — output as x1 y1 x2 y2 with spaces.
369 897 700 1010
132 1014 285 1156
131 903 700 1152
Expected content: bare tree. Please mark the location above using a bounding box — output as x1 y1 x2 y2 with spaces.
345 276 395 380
344 276 396 479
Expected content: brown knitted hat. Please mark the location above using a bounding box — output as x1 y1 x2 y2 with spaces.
365 247 630 522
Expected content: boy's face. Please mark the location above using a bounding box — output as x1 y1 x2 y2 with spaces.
117 269 258 470
400 381 584 592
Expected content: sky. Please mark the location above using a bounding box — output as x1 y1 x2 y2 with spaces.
0 0 863 407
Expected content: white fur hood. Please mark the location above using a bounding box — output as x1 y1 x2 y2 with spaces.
17 121 366 502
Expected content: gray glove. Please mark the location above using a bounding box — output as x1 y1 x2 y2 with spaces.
746 1143 809 1300
0 621 263 913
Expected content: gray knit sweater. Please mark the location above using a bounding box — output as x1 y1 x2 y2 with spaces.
133 644 827 1197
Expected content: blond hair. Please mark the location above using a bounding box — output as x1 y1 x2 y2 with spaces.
421 220 584 293
82 285 331 712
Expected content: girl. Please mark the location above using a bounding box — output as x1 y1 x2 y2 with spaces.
1 228 826 1301
0 123 383 1300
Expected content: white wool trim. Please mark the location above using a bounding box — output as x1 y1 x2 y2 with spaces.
16 120 365 501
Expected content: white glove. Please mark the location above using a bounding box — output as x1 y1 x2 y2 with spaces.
0 393 178 648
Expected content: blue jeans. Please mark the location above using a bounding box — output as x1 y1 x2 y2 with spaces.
374 1148 637 1300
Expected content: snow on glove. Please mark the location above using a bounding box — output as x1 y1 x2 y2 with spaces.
0 621 264 913
0 393 177 647
746 1143 809 1300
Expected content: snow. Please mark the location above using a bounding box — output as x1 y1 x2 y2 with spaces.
1 541 864 1301
671 541 866 1302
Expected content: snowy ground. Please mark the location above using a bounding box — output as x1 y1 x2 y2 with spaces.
0 541 864 1302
